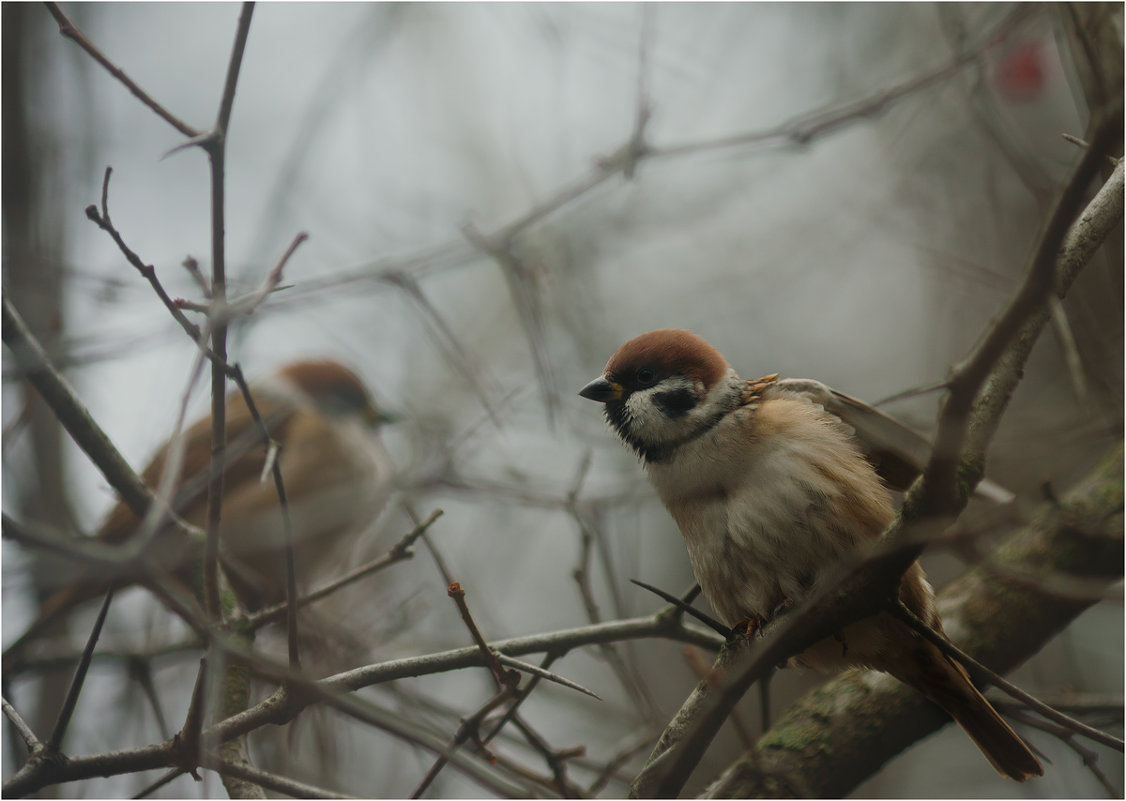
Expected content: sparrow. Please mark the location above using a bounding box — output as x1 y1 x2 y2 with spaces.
7 360 394 659
579 328 1042 782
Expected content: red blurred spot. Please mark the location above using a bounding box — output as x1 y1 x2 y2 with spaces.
994 41 1046 102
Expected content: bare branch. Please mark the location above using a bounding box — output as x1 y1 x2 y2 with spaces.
926 109 1122 508
447 581 518 690
244 509 444 631
43 3 201 137
84 167 205 341
1 699 41 752
46 590 115 751
208 755 356 799
201 1 256 623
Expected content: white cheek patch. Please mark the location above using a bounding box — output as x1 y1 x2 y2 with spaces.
624 376 702 445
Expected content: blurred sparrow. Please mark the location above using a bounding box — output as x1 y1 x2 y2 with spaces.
9 360 394 655
580 329 1041 781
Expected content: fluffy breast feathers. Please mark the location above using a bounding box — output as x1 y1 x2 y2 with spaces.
645 392 895 625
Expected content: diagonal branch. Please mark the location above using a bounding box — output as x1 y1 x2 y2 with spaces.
1 297 202 545
43 3 201 138
925 108 1122 509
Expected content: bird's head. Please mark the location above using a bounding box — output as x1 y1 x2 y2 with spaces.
579 329 741 462
278 361 394 427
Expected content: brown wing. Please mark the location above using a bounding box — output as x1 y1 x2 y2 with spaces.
97 390 297 542
766 377 1014 502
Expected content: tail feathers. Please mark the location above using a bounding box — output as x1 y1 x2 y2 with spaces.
949 692 1044 782
906 652 1043 782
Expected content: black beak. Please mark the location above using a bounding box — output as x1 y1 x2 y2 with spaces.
579 376 623 403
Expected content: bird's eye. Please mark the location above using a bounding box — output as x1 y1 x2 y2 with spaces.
636 367 656 386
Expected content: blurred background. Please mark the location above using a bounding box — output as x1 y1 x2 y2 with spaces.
2 2 1121 798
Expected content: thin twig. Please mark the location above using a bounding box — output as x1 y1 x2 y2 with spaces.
85 167 204 341
507 713 585 798
568 455 659 720
47 589 115 751
410 687 517 799
208 755 357 799
2 698 41 752
408 502 457 586
126 657 172 741
1002 707 1120 798
131 767 186 799
182 256 211 297
323 614 721 697
651 7 1031 159
889 601 1123 751
1 298 199 541
44 3 201 137
447 582 517 690
680 645 754 749
244 509 444 631
586 727 657 797
201 0 255 623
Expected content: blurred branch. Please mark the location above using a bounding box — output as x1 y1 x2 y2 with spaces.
410 686 517 798
240 5 1036 329
569 453 661 720
965 154 1124 462
505 714 586 798
1 298 201 544
1001 708 1120 799
244 509 443 631
650 5 1032 159
4 613 714 795
380 269 503 425
927 110 1122 507
462 223 559 425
